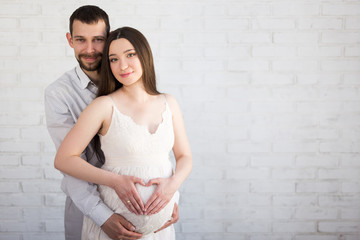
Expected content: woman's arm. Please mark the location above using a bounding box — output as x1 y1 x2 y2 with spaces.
54 96 114 185
54 96 146 214
167 94 193 190
144 94 193 215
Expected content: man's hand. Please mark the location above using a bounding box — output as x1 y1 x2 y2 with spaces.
101 213 142 240
154 203 179 233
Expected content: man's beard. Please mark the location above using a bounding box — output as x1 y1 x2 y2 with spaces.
77 53 102 72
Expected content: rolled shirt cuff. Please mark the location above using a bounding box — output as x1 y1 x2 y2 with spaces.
89 201 114 227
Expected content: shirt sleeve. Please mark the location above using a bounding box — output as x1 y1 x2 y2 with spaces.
44 86 113 226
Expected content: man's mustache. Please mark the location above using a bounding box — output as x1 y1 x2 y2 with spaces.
79 53 102 58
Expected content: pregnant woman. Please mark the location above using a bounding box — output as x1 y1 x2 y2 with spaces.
54 27 192 240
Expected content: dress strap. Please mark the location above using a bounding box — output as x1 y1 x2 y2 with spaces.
162 93 168 104
106 95 117 107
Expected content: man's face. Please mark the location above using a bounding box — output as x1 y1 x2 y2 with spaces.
67 20 107 72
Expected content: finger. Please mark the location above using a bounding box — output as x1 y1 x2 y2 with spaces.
123 199 137 214
146 178 159 187
112 222 141 239
154 203 178 233
154 219 171 233
129 196 143 215
129 177 145 212
119 227 143 239
132 176 146 186
168 216 177 224
172 203 179 222
144 191 159 210
118 215 136 232
150 200 168 215
170 203 179 223
144 194 160 214
121 198 136 214
146 197 162 215
131 188 145 213
118 216 143 239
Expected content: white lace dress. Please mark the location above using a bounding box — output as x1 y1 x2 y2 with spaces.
81 95 178 240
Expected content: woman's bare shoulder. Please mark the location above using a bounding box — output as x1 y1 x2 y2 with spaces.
163 93 178 105
86 95 112 109
163 93 182 114
81 95 114 119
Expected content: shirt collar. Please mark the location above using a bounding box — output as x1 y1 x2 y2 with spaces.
75 65 96 90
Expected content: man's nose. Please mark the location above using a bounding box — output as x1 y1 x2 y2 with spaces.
85 42 95 53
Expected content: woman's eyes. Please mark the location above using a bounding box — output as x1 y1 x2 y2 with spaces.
109 53 136 62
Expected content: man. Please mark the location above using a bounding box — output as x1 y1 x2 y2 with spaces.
45 5 178 240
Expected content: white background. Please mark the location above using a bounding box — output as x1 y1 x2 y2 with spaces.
0 0 360 239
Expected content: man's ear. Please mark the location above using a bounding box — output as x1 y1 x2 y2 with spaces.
66 32 73 48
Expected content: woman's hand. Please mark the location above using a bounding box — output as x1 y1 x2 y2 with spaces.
112 175 146 215
143 177 178 215
154 203 179 233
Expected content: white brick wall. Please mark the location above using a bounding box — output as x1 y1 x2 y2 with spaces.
0 0 359 239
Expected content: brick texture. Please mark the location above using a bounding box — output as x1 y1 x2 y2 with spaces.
0 0 359 239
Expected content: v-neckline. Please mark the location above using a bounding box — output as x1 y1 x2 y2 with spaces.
112 100 167 136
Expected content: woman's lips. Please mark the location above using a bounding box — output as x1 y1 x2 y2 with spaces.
120 72 132 78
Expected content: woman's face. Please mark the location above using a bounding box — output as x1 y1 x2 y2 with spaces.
108 38 143 87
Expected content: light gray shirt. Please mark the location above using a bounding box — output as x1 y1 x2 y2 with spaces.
44 65 113 227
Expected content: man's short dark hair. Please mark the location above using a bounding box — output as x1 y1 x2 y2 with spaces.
69 5 110 36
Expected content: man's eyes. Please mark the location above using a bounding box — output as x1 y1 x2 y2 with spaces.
94 38 105 42
74 38 104 42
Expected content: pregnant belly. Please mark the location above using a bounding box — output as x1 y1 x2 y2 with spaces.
98 164 177 235
99 184 177 235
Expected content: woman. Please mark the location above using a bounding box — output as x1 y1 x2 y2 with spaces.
54 27 192 240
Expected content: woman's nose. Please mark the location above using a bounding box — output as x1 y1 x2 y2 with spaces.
120 61 128 70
